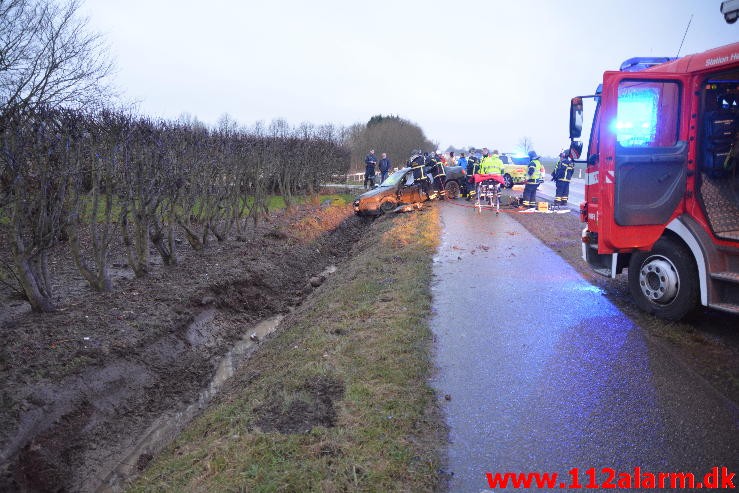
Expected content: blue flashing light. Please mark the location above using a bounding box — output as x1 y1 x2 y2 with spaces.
619 57 676 72
613 88 658 146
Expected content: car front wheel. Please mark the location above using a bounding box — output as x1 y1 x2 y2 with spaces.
379 200 396 214
627 237 698 320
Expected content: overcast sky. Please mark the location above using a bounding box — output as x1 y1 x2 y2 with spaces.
83 0 737 157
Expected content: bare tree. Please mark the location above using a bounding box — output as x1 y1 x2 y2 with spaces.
65 108 118 291
346 115 435 173
148 147 177 264
169 121 208 251
0 0 114 114
518 136 535 154
270 119 296 209
1 107 70 311
0 0 114 309
117 117 165 277
240 121 271 228
0 102 351 311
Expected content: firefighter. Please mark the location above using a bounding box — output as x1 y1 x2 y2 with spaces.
407 150 432 199
427 151 447 198
466 148 480 175
553 149 575 208
522 150 542 208
464 149 480 200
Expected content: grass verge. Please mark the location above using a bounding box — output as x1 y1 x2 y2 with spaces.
130 206 446 492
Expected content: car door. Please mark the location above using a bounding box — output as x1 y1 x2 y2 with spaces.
398 171 425 203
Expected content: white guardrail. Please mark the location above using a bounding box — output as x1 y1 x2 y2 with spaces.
335 168 402 184
346 172 365 183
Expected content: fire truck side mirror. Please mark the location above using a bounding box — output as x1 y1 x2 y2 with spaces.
721 0 739 23
570 97 584 139
569 140 583 160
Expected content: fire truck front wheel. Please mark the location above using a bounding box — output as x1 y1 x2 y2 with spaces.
627 237 698 321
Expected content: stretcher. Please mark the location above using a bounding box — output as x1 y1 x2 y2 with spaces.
472 174 505 214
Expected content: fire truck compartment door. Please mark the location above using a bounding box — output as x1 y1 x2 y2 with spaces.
614 140 687 226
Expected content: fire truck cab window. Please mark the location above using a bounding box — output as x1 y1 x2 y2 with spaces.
698 72 739 242
615 80 680 148
700 75 739 178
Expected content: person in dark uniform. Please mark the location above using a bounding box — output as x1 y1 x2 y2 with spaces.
466 148 480 175
407 150 432 199
379 152 391 183
426 151 447 198
364 149 377 189
464 148 480 200
553 149 575 208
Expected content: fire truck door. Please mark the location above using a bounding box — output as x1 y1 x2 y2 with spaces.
612 78 687 226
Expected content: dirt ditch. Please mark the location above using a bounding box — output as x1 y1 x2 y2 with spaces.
0 204 367 492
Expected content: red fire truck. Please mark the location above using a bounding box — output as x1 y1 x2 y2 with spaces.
569 41 739 320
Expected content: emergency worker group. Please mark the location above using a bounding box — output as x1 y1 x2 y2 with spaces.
363 146 576 210
406 150 449 200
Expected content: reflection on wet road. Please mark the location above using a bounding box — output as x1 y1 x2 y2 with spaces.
430 202 738 492
537 179 584 210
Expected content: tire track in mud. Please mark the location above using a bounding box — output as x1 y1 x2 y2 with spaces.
0 208 368 492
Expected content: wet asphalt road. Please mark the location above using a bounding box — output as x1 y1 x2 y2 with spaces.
537 180 584 211
430 202 738 492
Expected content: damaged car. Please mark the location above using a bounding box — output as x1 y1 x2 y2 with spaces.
353 165 467 216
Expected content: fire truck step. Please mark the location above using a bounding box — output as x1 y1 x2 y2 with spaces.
711 271 739 284
708 303 739 315
698 174 739 240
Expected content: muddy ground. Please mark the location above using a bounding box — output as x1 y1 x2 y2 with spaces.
0 203 367 492
2 191 737 492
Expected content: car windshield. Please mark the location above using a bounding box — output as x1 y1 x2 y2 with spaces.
379 168 410 187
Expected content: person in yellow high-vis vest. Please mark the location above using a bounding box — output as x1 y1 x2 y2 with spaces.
522 150 542 208
477 148 492 174
477 148 504 175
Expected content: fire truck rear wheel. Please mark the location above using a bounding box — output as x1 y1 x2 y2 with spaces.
627 237 698 321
